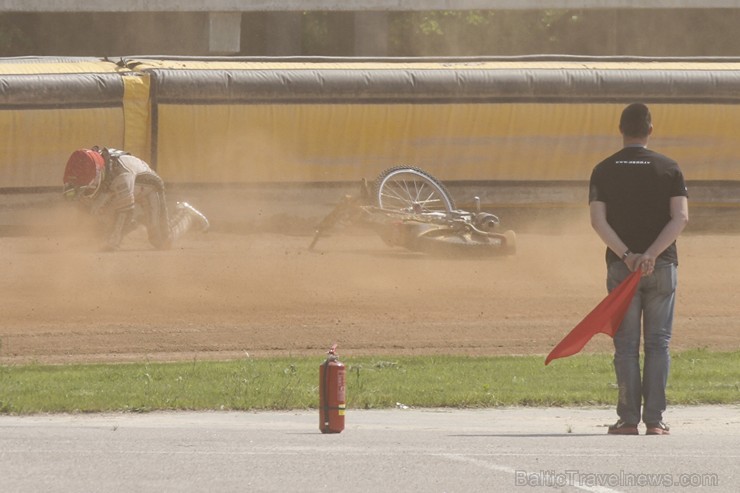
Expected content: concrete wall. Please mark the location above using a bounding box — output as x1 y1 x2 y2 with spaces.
3 1 737 56
1 1 737 12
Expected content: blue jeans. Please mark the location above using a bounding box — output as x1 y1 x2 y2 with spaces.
607 260 677 425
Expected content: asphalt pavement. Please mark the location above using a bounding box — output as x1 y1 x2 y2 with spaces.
1 405 738 493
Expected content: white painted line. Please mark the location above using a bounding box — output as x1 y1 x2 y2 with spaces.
440 453 624 493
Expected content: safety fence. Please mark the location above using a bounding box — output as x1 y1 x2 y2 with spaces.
2 55 740 189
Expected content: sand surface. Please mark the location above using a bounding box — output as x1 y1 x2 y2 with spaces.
1 206 737 364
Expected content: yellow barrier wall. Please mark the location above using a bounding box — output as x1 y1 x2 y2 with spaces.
156 102 740 184
122 74 152 164
3 58 740 187
0 59 130 188
0 107 124 188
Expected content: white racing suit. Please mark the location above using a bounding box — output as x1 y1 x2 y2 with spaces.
81 150 206 250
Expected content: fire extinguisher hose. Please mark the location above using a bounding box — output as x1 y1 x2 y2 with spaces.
322 358 331 429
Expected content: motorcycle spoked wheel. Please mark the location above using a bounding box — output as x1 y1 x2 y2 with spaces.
374 166 455 213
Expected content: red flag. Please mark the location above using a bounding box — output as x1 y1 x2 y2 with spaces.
545 269 642 365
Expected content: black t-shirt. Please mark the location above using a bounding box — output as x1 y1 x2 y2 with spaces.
589 146 688 265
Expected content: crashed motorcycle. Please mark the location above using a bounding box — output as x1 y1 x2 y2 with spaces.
309 166 516 256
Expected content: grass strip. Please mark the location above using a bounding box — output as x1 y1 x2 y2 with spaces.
0 349 738 414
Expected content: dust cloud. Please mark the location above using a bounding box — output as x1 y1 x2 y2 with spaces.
1 191 738 365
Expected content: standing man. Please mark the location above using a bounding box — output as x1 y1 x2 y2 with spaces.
589 103 689 436
63 146 209 251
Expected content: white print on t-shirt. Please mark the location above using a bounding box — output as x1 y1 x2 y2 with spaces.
616 160 651 165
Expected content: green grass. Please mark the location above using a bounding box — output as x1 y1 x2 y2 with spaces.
0 349 738 414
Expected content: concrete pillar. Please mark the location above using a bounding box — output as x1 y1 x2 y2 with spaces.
208 12 242 54
354 11 389 57
265 12 303 56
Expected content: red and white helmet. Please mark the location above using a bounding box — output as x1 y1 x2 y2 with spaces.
62 148 105 199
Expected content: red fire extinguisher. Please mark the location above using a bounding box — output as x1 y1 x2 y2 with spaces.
319 343 346 434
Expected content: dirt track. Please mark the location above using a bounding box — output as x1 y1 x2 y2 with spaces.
1 206 738 365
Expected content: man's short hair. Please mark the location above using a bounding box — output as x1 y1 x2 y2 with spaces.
619 103 652 138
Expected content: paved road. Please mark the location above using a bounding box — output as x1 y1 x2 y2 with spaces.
1 406 738 493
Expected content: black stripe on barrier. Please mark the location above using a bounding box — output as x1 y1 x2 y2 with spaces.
146 67 740 104
0 73 124 107
0 102 123 110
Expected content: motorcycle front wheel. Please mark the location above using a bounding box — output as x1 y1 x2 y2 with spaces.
374 166 455 213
